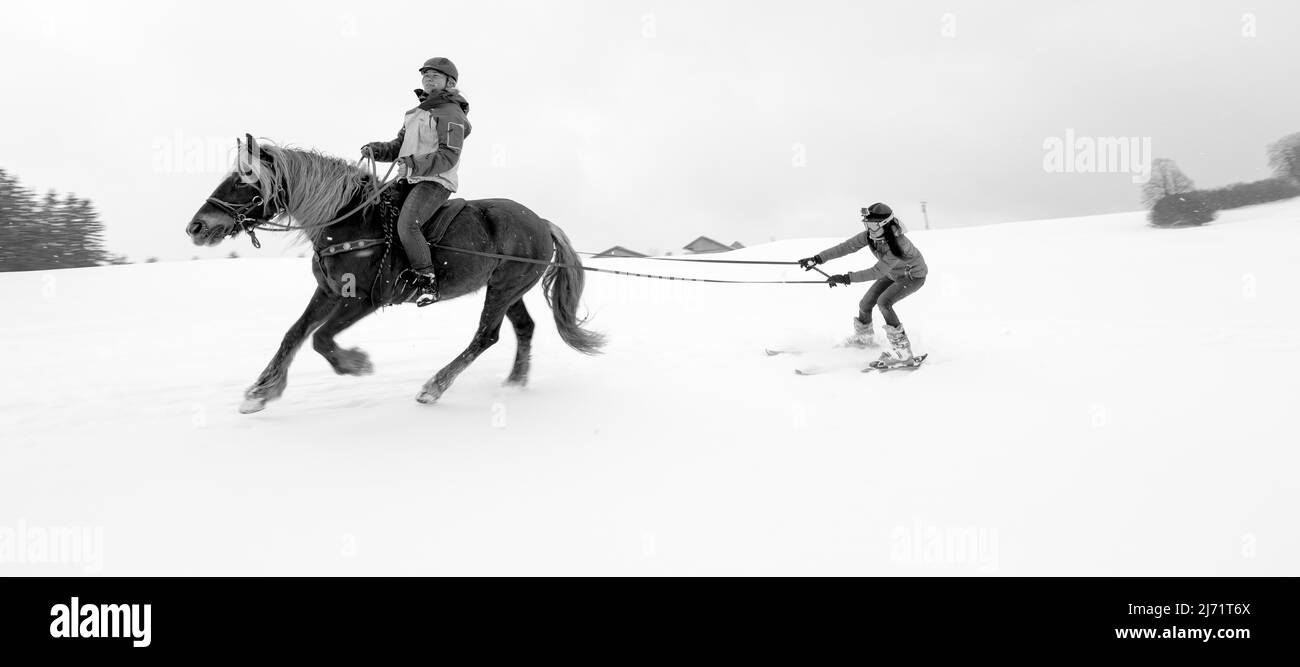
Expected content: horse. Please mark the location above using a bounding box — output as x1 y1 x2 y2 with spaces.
186 135 604 413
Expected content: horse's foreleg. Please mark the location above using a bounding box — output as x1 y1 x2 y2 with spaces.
504 299 535 386
417 288 513 404
312 298 380 376
240 287 337 414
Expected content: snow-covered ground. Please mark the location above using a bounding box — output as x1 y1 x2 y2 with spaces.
3 200 1298 575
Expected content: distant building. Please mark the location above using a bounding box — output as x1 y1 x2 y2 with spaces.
682 236 734 254
593 245 648 258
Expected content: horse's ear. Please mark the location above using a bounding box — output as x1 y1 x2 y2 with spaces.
237 134 264 178
244 134 261 165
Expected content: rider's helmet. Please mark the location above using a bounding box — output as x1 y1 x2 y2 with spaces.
419 57 459 83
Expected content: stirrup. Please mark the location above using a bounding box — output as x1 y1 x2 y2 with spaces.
413 281 439 307
400 269 439 306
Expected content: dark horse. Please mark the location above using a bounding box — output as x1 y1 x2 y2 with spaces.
187 135 604 412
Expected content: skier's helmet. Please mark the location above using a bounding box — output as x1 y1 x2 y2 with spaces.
861 202 893 221
861 202 895 229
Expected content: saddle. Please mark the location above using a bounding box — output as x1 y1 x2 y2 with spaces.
317 189 468 261
382 185 468 250
315 187 469 305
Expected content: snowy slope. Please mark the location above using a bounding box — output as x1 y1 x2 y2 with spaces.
2 200 1298 576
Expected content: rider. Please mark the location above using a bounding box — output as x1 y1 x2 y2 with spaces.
797 203 929 364
362 57 471 302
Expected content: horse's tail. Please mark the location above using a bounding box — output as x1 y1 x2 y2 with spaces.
542 221 606 355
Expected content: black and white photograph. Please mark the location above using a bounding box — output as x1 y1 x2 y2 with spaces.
1 0 1297 650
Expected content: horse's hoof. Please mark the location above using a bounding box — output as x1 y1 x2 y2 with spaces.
332 348 374 376
239 397 268 414
504 377 528 388
415 389 441 404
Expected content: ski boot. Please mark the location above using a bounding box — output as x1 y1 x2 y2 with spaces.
840 317 880 349
400 267 440 307
873 324 917 367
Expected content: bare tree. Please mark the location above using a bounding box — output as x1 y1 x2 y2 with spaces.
1141 158 1196 208
1268 132 1300 184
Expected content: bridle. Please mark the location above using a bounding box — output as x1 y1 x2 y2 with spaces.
205 181 284 249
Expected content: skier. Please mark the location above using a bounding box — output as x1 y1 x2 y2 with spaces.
362 57 472 304
796 203 928 366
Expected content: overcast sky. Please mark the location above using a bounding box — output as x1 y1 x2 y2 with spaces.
2 0 1297 260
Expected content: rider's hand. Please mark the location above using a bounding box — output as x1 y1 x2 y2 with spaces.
827 274 851 288
360 143 383 159
797 255 823 271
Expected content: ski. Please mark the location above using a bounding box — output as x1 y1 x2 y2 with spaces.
861 354 928 373
796 354 927 376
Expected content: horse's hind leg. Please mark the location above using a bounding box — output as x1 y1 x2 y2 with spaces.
502 299 536 386
416 287 515 404
312 298 380 376
241 286 337 414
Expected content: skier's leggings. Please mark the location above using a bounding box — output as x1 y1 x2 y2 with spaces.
859 276 926 327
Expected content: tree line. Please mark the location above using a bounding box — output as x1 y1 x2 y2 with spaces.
0 168 124 272
1142 132 1300 227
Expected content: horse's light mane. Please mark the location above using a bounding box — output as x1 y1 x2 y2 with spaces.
247 142 369 245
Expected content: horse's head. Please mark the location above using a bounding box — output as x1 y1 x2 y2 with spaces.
187 134 281 247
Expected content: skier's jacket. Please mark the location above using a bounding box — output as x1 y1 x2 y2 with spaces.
818 220 928 283
369 89 471 192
